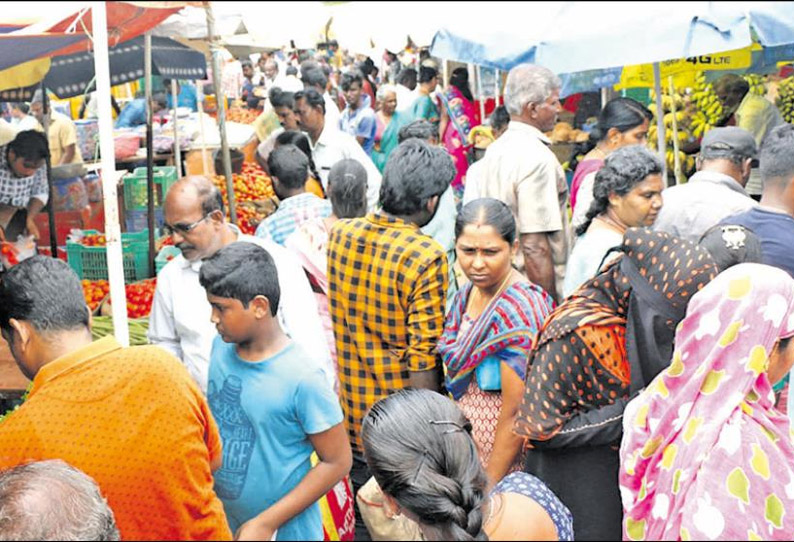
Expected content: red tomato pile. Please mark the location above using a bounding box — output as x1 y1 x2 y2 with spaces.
82 279 110 311
212 162 277 234
0 244 19 266
81 234 107 247
105 278 157 319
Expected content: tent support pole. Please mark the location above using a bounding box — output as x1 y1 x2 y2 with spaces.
205 1 236 224
41 83 57 258
92 0 129 346
652 62 667 182
668 75 682 185
145 31 156 277
171 79 182 177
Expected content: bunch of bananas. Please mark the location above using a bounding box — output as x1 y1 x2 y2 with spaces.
744 74 767 97
690 71 722 138
776 76 794 123
648 87 696 174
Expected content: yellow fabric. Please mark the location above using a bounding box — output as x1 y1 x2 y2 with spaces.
616 46 753 90
48 112 83 165
0 57 50 92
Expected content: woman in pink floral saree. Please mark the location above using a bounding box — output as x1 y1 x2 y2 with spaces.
620 263 794 541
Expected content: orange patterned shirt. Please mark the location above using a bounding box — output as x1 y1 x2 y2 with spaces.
0 337 231 541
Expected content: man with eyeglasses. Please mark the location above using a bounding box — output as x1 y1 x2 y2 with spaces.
147 176 334 394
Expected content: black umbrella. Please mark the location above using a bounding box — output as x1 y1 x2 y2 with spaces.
0 35 206 101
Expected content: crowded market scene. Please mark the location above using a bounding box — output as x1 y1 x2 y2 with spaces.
3 1 794 540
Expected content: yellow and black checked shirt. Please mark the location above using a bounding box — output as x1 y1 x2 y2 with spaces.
327 212 448 453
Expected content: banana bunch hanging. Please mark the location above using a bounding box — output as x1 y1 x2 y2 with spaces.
690 71 722 139
648 85 696 174
744 74 767 97
776 76 794 123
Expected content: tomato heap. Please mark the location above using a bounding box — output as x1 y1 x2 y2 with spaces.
81 234 107 247
212 162 277 234
0 244 19 266
82 279 110 311
105 278 157 319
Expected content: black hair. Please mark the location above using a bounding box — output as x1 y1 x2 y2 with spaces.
286 66 298 77
362 389 488 541
268 144 309 191
489 106 510 133
0 256 89 334
419 65 439 84
760 124 794 187
199 242 280 316
294 88 326 115
269 87 295 109
455 198 517 244
449 67 474 103
275 131 321 184
12 103 29 114
8 130 49 162
698 224 763 273
340 71 363 92
241 60 254 70
569 97 651 171
301 63 328 90
328 159 367 219
577 145 663 236
359 57 375 76
381 139 454 216
152 92 168 109
398 120 437 144
397 68 418 87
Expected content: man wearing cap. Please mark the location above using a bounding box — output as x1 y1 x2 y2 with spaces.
652 126 758 243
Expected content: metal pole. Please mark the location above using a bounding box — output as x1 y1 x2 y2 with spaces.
171 79 182 177
668 75 682 185
205 1 237 224
145 32 155 278
476 65 485 122
92 0 129 346
195 81 210 176
494 69 500 107
652 62 667 181
41 83 57 257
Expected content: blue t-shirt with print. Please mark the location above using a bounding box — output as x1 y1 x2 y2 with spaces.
340 94 377 155
722 206 794 277
208 337 344 540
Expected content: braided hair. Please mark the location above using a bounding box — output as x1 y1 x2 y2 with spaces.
576 145 663 236
362 389 489 541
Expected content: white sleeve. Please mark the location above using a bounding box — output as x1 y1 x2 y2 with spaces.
572 172 596 231
147 269 184 360
269 244 336 388
348 139 382 212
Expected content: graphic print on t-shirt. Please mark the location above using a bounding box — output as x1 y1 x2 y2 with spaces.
209 375 256 500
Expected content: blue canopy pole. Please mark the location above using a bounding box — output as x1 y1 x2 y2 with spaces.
652 62 667 182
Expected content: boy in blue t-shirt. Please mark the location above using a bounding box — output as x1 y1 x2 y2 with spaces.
199 242 351 541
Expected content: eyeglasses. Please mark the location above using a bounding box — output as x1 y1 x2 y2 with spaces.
163 214 211 236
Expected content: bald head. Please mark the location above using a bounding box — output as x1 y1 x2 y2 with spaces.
164 176 228 262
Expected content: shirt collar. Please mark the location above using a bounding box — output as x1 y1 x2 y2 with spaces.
278 192 318 209
180 223 244 273
367 211 421 231
314 124 334 149
689 170 749 196
32 336 122 395
506 120 552 145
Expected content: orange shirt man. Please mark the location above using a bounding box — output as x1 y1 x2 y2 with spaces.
0 256 231 541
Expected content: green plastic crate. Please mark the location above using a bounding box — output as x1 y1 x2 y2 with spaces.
155 245 182 274
122 166 178 211
66 229 152 282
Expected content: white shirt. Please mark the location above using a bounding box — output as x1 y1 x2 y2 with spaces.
323 92 341 131
462 159 486 206
148 228 334 393
395 84 418 113
310 124 382 211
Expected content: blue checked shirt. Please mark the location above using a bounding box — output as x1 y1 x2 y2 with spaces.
255 193 332 245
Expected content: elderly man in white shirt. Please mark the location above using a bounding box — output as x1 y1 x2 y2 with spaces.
294 88 381 211
148 176 334 393
478 64 572 302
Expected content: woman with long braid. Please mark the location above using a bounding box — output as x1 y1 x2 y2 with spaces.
362 389 573 541
562 146 664 297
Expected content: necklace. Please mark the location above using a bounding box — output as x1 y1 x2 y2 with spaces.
596 212 628 235
467 270 515 318
483 494 503 531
